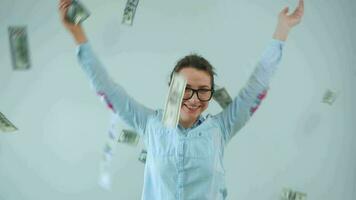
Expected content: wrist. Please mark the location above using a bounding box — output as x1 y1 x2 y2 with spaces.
273 22 290 41
71 27 87 44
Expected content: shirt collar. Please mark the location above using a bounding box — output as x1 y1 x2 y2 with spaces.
178 115 205 131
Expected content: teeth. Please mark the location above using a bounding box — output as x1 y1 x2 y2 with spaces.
185 105 198 109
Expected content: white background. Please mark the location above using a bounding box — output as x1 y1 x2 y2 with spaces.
0 0 355 199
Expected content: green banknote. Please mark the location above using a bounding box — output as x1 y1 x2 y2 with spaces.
117 129 139 146
322 89 338 105
8 26 31 70
66 0 90 25
281 188 307 200
122 0 139 26
138 149 147 164
0 112 18 133
213 86 232 109
162 73 187 128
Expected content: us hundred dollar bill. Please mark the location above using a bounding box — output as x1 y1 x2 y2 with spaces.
213 86 232 109
322 89 338 105
138 149 147 164
0 112 18 133
98 114 119 190
8 26 31 70
98 160 112 190
66 0 90 25
122 0 140 26
162 73 187 128
281 188 307 200
117 129 139 146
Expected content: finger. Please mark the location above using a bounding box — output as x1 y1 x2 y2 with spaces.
59 3 65 15
299 0 304 10
59 0 71 7
60 0 71 3
59 3 69 20
60 3 71 13
59 1 64 9
283 6 289 14
59 0 68 7
59 1 69 10
292 4 304 18
280 6 289 15
296 0 304 14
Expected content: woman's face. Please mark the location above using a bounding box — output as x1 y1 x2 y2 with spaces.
178 67 212 125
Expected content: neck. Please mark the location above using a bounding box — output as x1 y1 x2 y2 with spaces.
179 117 198 129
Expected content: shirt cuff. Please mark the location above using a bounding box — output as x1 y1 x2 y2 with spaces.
76 42 91 56
270 38 285 49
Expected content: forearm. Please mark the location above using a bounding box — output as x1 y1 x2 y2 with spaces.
71 27 87 44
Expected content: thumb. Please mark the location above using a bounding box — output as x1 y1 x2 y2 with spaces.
281 6 289 14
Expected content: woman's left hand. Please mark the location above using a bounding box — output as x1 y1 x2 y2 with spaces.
273 0 304 41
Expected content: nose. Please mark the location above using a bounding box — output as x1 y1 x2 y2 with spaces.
189 91 200 103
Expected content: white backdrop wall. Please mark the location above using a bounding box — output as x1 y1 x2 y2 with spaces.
0 0 355 199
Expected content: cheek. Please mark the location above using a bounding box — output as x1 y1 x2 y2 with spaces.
200 102 209 111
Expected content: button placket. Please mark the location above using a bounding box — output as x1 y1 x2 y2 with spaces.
177 139 185 199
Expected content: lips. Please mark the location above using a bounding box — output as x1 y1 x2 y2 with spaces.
183 103 200 113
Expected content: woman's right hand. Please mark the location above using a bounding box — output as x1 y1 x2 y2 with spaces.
59 0 87 44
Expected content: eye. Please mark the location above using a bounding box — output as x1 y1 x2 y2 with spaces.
198 89 211 93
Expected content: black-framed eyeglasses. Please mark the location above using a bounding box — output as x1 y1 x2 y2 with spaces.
183 87 214 102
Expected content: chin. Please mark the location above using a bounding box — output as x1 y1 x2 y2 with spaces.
183 112 199 120
181 105 201 120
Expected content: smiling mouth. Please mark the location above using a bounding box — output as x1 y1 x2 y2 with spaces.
183 103 200 113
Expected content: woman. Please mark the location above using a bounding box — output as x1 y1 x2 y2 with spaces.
59 0 304 199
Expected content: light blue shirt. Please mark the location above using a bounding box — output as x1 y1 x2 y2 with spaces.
77 39 284 200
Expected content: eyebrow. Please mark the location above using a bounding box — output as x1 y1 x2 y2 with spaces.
186 84 211 89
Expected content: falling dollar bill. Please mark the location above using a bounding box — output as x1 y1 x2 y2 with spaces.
162 73 187 128
213 86 232 109
98 114 118 190
8 26 31 70
0 112 18 133
281 188 307 200
66 0 90 25
138 149 147 164
98 162 111 190
122 0 139 26
117 129 140 146
322 89 338 105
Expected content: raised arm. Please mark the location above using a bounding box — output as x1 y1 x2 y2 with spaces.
214 0 304 144
59 0 88 44
59 0 155 135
